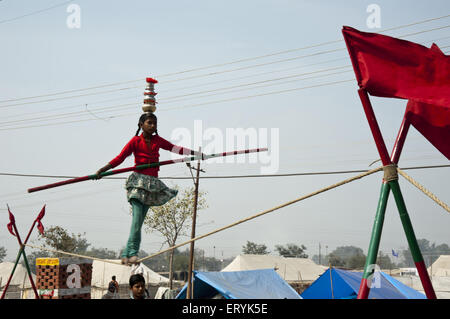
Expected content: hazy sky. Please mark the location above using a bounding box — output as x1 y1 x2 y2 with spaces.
1 1 449 264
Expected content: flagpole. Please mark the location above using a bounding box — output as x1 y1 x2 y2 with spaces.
1 206 44 299
391 116 411 164
387 116 435 298
357 181 390 299
1 216 39 299
27 148 268 193
390 180 436 298
356 89 436 299
11 222 39 299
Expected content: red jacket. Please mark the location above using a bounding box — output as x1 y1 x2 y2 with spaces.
109 134 192 177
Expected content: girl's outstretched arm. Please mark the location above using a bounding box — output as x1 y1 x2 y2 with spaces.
95 163 112 179
158 136 205 158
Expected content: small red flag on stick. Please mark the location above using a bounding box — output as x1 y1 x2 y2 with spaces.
35 205 46 235
6 205 16 237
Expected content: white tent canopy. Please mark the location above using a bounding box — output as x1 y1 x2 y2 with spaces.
428 255 450 277
91 259 169 288
0 262 36 289
221 254 327 282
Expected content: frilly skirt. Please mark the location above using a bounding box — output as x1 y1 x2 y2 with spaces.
125 172 178 206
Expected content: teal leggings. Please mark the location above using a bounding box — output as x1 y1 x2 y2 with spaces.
122 199 150 258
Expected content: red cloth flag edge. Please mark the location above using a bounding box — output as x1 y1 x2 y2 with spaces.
342 26 450 107
406 100 450 160
6 205 16 237
36 205 46 235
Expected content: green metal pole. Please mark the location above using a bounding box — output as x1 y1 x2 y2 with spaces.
389 180 437 299
357 181 390 299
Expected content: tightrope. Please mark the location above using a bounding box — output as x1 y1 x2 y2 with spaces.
137 166 383 263
24 243 123 266
25 166 383 264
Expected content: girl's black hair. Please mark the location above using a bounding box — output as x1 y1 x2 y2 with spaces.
135 112 158 136
129 273 145 287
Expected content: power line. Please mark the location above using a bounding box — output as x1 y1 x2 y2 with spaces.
0 66 353 127
0 0 74 25
1 23 448 130
0 47 348 109
0 21 446 112
0 78 355 131
0 24 447 130
0 164 448 180
3 32 448 124
1 14 449 104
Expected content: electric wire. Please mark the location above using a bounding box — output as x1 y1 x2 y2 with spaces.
0 66 353 127
0 164 447 180
1 14 449 104
0 24 447 117
0 78 355 131
0 0 74 25
0 23 448 130
4 30 449 124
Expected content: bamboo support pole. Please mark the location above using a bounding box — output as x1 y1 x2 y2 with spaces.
187 148 202 299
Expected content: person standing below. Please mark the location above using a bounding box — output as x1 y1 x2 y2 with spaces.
96 112 203 265
129 274 150 299
102 275 120 299
109 276 119 294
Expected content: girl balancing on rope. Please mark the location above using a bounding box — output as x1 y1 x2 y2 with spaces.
95 112 202 265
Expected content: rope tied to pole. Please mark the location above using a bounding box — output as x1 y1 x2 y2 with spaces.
397 168 450 213
383 164 398 182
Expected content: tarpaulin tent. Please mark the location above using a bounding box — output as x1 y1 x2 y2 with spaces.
176 269 302 299
301 268 426 299
222 254 327 282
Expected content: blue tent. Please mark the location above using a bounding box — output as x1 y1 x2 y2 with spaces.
176 269 302 299
301 268 426 299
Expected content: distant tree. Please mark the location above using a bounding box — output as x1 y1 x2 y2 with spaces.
85 247 118 259
242 241 270 255
328 253 345 267
0 246 6 262
347 254 366 269
377 251 395 269
275 243 308 258
23 226 91 274
24 250 50 274
143 186 207 289
401 239 450 267
328 246 366 269
37 225 90 256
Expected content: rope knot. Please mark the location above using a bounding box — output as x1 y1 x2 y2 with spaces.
383 164 398 182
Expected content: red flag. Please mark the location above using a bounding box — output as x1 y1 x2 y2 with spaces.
406 100 450 160
36 205 46 235
6 205 16 237
342 26 450 106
